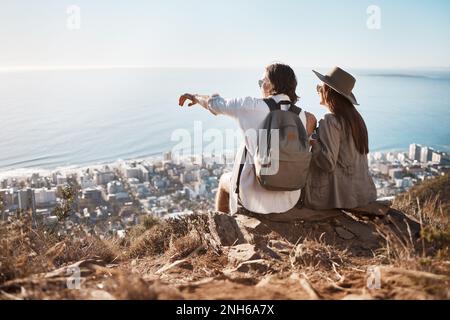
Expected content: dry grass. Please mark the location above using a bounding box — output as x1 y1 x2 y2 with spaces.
394 174 449 222
373 219 418 267
127 223 172 258
126 215 210 260
0 214 121 285
0 215 57 283
290 235 349 271
51 236 122 266
380 173 450 275
167 229 203 261
1 174 449 300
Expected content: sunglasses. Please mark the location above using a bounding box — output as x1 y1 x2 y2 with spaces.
258 79 264 88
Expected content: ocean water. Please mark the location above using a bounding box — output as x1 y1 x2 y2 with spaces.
0 67 449 175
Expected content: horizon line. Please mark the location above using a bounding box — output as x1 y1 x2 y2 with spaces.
1 65 450 73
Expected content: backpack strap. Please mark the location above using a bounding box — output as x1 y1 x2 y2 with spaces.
235 147 248 195
263 98 280 111
288 104 302 115
299 109 307 130
265 98 302 117
278 100 292 106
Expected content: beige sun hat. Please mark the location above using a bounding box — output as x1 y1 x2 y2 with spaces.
313 67 359 105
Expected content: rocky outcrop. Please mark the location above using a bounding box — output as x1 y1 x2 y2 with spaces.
208 202 421 256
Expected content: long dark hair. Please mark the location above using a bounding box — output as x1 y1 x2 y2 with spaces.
323 85 369 154
266 63 299 103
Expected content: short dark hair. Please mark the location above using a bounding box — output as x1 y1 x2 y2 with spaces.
266 63 299 103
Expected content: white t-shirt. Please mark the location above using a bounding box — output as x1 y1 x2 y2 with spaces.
202 93 307 215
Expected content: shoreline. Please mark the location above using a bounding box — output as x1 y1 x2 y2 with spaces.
0 151 237 180
0 144 446 180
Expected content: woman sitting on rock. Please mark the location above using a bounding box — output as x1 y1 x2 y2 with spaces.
305 67 377 210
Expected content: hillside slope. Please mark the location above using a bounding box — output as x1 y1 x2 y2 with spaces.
1 174 449 300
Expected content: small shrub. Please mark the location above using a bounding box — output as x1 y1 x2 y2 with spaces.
167 230 203 260
127 224 171 258
141 215 161 230
291 237 348 270
53 236 121 266
421 225 450 253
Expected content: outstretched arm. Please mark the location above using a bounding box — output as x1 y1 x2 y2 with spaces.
179 93 221 115
179 93 257 119
179 93 210 109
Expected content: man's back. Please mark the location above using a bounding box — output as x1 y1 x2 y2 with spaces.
205 93 313 214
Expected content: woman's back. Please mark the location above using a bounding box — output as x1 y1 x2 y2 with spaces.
306 67 377 210
305 113 377 210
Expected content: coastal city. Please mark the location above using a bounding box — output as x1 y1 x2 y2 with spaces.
0 144 449 237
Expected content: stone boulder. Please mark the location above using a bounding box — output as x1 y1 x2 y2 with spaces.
208 202 421 256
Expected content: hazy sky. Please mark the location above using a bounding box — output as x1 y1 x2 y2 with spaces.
1 0 449 69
